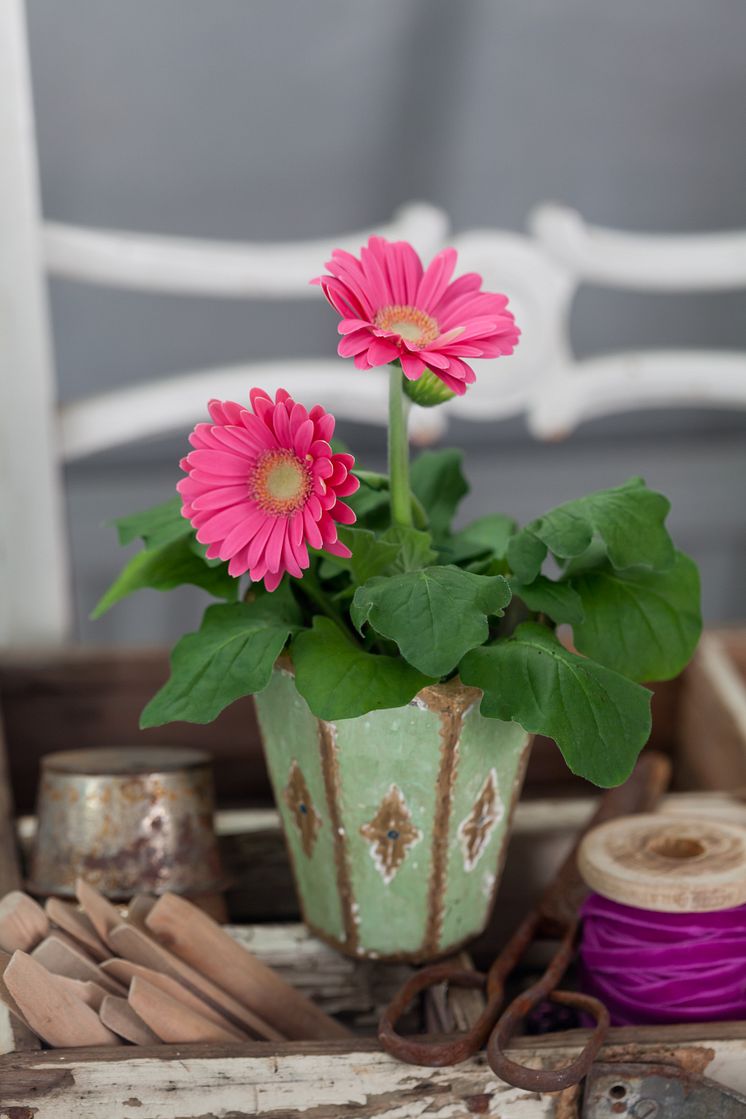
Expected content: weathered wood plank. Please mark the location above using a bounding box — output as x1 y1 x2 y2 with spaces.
677 631 746 789
2 1025 746 1118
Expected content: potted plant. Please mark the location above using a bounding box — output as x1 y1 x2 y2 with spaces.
97 236 701 962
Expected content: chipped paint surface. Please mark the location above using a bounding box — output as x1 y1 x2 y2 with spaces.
0 1049 552 1118
1 1033 744 1118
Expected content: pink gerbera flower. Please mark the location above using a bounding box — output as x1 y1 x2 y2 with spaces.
177 388 358 591
313 237 520 395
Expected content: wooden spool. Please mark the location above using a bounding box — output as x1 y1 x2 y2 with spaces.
577 814 746 913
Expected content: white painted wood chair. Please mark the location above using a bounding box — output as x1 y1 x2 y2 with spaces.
3 0 745 647
446 208 746 439
0 0 449 647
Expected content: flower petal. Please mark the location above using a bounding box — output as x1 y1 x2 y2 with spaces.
400 352 426 380
416 248 458 311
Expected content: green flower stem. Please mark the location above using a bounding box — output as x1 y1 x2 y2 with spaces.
388 364 413 528
352 469 429 530
294 572 357 641
410 493 429 531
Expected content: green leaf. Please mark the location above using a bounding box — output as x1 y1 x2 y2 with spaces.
140 595 302 727
506 531 547 583
571 551 701 682
114 497 191 551
92 536 238 619
510 575 585 625
351 566 512 677
410 449 469 539
507 478 675 583
381 526 437 573
460 623 652 787
345 481 390 530
292 617 433 719
443 514 517 565
337 527 402 585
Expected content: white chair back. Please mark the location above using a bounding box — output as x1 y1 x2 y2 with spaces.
3 0 745 646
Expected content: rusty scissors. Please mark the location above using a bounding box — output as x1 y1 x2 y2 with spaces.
379 752 672 1093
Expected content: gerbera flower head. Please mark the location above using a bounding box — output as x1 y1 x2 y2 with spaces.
177 388 358 591
313 236 520 397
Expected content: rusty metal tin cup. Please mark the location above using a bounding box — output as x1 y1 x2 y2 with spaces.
28 747 225 900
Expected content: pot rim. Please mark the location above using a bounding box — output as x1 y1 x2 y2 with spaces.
274 654 484 716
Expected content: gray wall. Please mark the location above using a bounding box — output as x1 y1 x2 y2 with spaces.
25 0 746 640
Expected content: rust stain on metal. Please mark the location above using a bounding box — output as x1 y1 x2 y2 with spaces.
1 1109 39 1119
487 949 610 1092
28 747 225 900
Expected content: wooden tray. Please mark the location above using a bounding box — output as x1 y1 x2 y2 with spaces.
4 792 746 1117
1 633 746 1115
3 1023 746 1118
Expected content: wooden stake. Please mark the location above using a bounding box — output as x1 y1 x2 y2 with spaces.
48 976 108 1011
108 923 282 1041
128 977 243 1044
0 949 32 1029
75 879 127 948
4 951 121 1047
99 995 160 1045
0 891 49 953
126 895 156 929
146 892 350 1040
31 935 126 995
99 959 249 1040
45 897 109 961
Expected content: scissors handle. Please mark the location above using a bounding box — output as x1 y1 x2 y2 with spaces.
378 960 500 1067
487 988 609 1093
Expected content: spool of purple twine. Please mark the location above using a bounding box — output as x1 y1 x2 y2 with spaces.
577 813 746 1027
579 892 746 1026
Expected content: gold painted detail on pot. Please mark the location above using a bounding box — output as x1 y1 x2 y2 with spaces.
284 761 322 857
360 785 422 885
458 768 504 872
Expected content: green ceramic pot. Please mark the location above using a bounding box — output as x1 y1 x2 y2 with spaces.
254 664 532 962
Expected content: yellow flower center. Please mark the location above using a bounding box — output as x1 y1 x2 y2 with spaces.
250 449 312 515
375 304 439 347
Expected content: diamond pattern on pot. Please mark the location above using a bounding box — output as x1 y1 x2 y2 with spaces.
360 785 422 885
283 760 322 857
458 768 504 872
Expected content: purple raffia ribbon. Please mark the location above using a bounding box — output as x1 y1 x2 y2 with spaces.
579 892 746 1026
